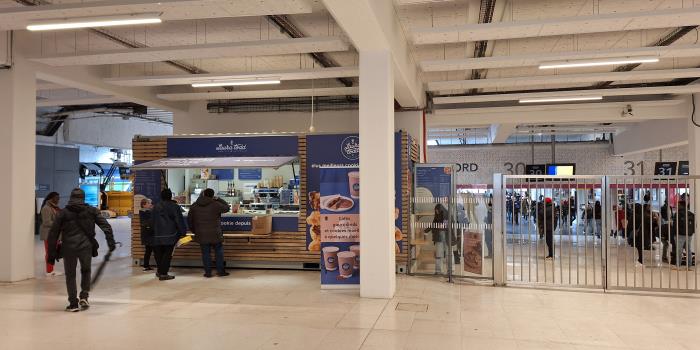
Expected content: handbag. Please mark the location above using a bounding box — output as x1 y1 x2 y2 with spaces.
55 241 63 261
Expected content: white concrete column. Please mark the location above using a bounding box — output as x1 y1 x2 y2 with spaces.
0 57 37 282
359 50 395 298
690 94 700 255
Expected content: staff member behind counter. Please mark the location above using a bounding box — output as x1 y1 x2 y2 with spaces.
188 188 231 278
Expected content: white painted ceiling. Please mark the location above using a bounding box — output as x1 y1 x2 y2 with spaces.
13 0 700 117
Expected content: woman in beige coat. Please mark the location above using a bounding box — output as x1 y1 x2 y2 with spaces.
40 192 62 276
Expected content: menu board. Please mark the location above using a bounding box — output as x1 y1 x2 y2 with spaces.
319 167 360 288
238 168 262 180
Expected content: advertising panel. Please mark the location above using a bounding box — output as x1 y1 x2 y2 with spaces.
319 167 360 287
306 133 403 254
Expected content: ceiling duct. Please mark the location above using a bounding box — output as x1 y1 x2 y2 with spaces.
36 103 165 136
207 96 359 113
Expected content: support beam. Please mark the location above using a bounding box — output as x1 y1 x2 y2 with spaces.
0 56 36 282
433 85 700 105
421 44 700 72
411 7 700 44
489 123 516 144
105 67 359 87
29 37 349 66
322 0 423 108
27 61 186 112
0 0 312 30
358 50 395 298
36 96 123 107
613 119 688 156
157 87 358 101
427 68 700 92
430 99 689 127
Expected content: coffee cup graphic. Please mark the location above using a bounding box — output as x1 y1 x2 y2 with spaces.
337 251 356 278
349 245 360 270
348 171 360 199
322 246 340 271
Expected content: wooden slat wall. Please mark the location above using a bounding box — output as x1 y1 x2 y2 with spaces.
131 134 415 269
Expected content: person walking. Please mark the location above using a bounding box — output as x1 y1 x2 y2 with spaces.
538 198 558 261
152 189 186 281
671 195 695 267
138 197 156 272
40 192 63 277
188 188 231 278
425 204 449 274
47 188 115 312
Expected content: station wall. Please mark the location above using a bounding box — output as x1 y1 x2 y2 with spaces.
427 142 689 185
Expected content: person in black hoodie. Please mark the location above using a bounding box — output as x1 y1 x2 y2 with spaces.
152 188 186 280
537 198 558 260
425 204 449 274
188 188 230 278
138 197 156 272
47 188 115 312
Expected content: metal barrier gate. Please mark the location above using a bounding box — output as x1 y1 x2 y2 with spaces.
497 175 699 293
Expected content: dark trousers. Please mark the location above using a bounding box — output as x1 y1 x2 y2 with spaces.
200 242 225 275
142 245 155 268
63 248 92 306
545 229 554 258
153 245 175 276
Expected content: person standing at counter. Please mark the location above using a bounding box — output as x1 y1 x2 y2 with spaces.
138 198 156 272
40 192 62 276
188 188 231 278
152 189 186 281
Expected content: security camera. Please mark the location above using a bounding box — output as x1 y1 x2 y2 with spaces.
621 104 633 118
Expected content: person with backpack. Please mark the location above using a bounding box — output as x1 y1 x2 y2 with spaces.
39 192 63 277
138 197 156 272
152 189 186 280
47 188 115 312
188 188 231 278
671 195 695 267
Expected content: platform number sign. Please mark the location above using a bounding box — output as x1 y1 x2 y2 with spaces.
654 162 677 176
624 161 644 175
525 164 546 175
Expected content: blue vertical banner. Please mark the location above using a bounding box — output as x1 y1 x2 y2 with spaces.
306 133 404 254
415 166 453 199
319 167 360 287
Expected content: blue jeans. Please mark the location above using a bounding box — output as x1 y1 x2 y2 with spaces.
200 242 225 275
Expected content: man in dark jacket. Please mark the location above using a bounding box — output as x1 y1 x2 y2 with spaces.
671 197 695 266
188 188 230 277
537 198 558 260
47 188 115 312
152 188 186 280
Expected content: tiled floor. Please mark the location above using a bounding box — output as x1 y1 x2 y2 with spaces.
2 218 700 349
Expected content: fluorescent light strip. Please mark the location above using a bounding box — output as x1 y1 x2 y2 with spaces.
539 57 659 69
27 15 161 31
519 96 603 103
191 79 281 88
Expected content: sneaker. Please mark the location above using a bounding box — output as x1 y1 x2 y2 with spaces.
65 304 80 312
158 275 175 281
45 272 56 277
142 267 154 272
79 299 90 311
545 256 553 261
635 261 644 268
217 272 230 277
203 273 213 278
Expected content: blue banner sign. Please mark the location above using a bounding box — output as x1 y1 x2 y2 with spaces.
167 136 298 157
238 168 263 180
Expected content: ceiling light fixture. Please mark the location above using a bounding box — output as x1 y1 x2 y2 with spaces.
191 79 281 88
519 96 603 104
27 14 162 31
539 56 659 69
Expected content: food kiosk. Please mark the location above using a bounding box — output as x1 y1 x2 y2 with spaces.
131 132 419 269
